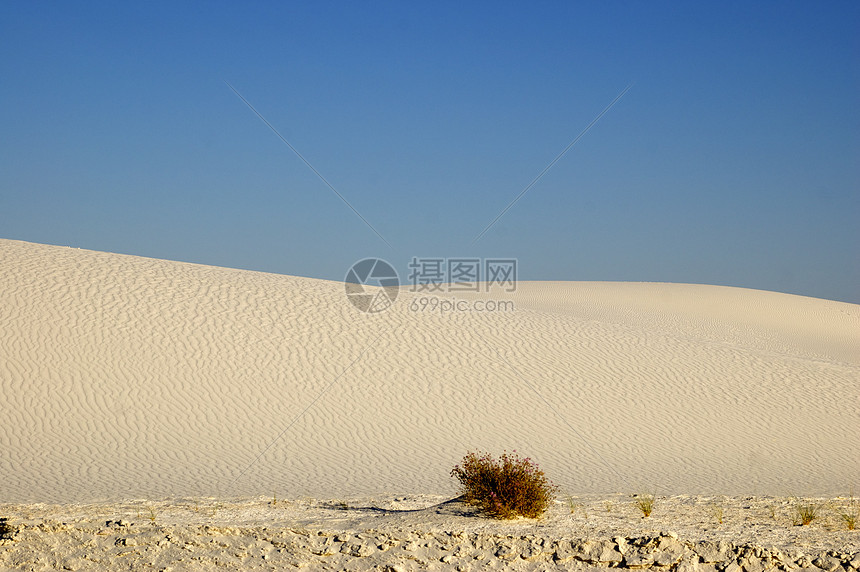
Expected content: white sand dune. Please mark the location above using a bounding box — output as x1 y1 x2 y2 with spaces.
1 239 857 503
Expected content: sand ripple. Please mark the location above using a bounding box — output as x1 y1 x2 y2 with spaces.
1 239 857 502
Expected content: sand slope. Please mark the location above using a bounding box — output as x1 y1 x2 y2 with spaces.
0 239 857 503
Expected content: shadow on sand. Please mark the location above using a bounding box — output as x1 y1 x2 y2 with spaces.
320 496 480 518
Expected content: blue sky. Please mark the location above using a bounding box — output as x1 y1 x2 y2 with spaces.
2 1 858 302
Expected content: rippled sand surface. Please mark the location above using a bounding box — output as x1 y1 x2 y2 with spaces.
1 239 857 503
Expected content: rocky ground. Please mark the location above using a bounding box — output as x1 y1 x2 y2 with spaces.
1 494 858 571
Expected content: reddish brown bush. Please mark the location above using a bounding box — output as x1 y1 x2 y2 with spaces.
450 451 557 519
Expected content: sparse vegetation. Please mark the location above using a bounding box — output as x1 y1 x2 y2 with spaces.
767 504 777 521
634 493 655 517
565 495 588 518
451 450 557 519
791 501 819 526
604 500 614 513
836 495 858 530
710 502 724 524
565 495 578 514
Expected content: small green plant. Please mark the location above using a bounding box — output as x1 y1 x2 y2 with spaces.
146 506 157 524
564 496 589 519
836 495 858 530
604 500 614 513
634 493 655 517
451 450 557 519
791 501 819 526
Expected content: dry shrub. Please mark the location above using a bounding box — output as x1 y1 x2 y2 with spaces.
0 518 16 540
451 451 556 519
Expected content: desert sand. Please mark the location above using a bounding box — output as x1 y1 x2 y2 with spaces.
1 238 858 570
1 493 859 571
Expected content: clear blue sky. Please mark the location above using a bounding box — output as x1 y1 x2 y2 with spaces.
2 1 858 302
